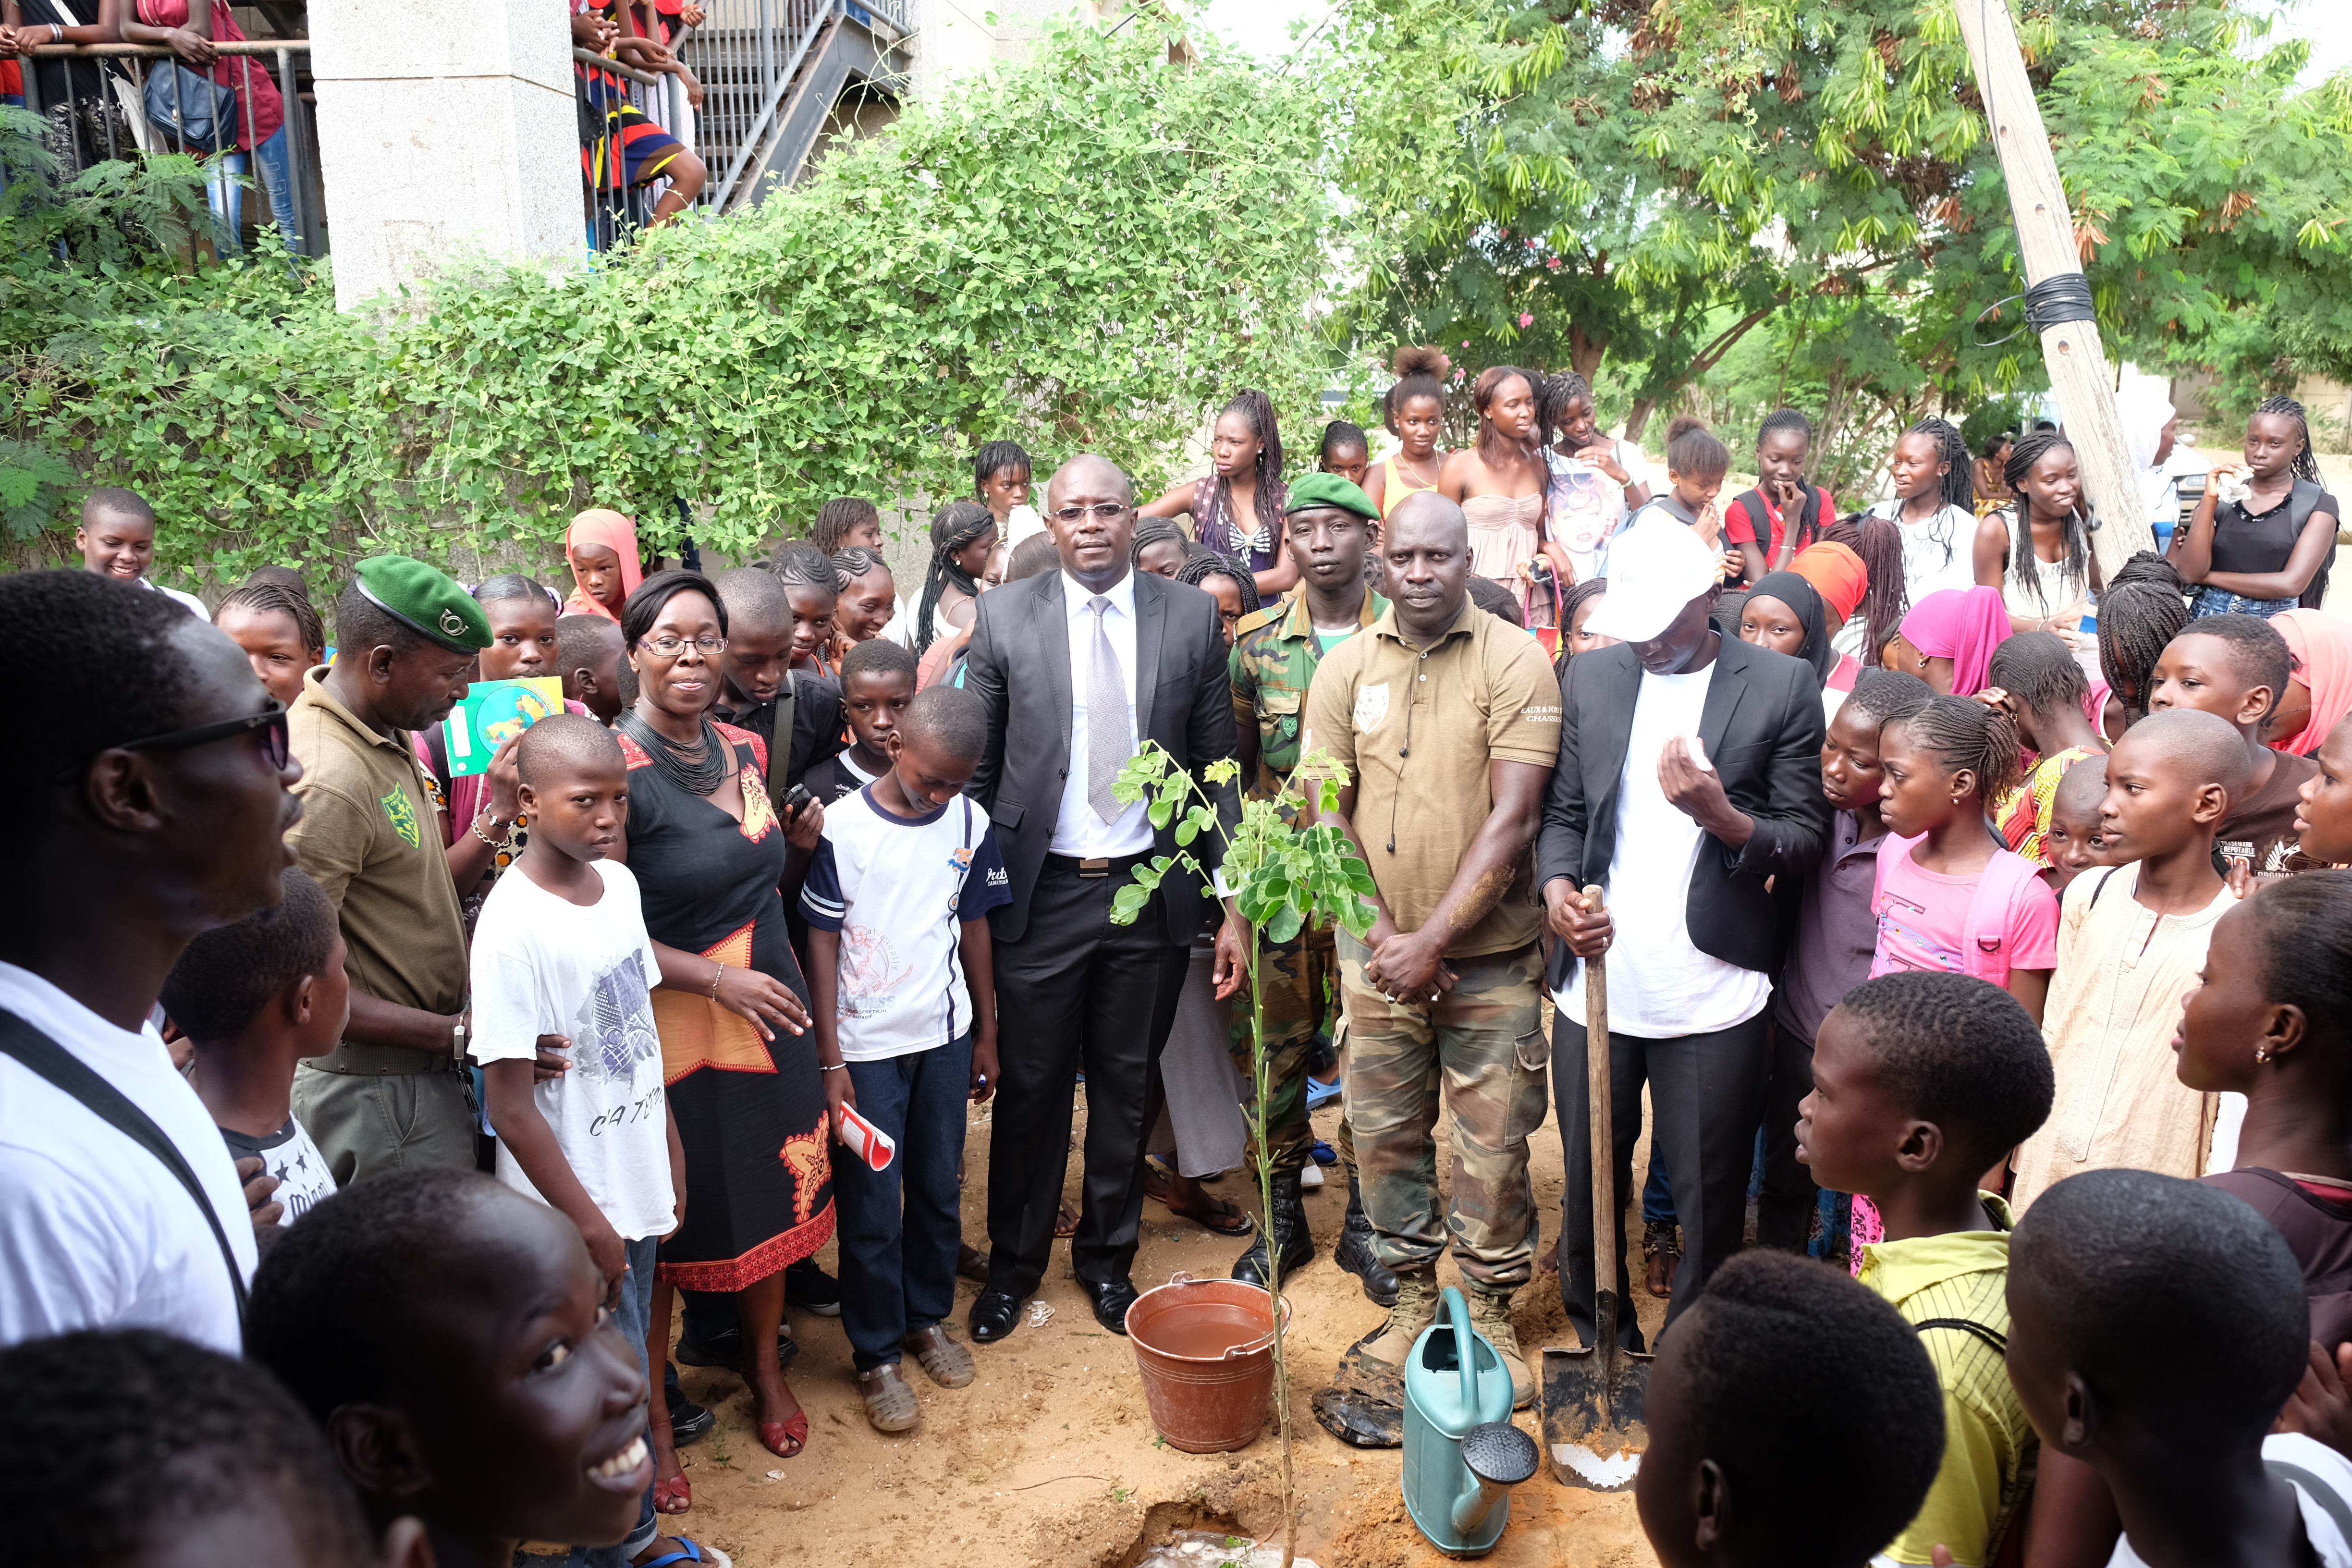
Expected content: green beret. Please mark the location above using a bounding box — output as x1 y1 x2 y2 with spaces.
353 555 492 654
1284 472 1381 522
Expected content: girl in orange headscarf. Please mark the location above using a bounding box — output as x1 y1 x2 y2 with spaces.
564 508 643 622
2268 608 2352 757
1790 539 1871 716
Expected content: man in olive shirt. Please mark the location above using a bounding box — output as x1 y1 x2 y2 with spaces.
287 556 490 1183
1299 492 1561 1438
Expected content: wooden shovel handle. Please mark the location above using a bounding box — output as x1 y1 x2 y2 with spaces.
1582 885 1619 1344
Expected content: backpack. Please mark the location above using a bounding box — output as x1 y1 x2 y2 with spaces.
1960 848 2044 987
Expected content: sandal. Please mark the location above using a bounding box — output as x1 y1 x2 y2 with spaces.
1144 1166 1256 1237
957 1241 991 1283
637 1536 730 1568
905 1324 977 1388
1054 1201 1080 1238
858 1363 921 1433
653 1472 693 1514
1642 1219 1682 1298
758 1410 809 1457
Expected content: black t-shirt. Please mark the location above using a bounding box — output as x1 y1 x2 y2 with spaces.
715 671 845 796
2211 480 2339 577
800 748 880 806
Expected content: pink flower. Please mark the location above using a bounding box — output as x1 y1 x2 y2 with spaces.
1546 257 1562 270
1519 312 1534 328
1462 340 1471 348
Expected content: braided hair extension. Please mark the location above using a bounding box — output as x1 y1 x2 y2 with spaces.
811 496 882 554
772 540 840 594
1987 630 2089 720
2096 552 2190 720
1385 346 1452 435
1207 389 1285 557
1844 667 1936 729
973 440 1033 495
1539 371 1593 449
1895 416 1976 575
1472 366 1543 472
216 579 325 661
915 500 996 655
1757 407 1814 450
1175 544 1263 617
1130 516 1189 565
2253 395 2323 483
1890 693 2023 807
1999 430 2091 610
1825 513 1910 667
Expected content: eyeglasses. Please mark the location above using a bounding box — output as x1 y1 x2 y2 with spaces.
639 634 728 658
101 700 292 773
1050 502 1130 524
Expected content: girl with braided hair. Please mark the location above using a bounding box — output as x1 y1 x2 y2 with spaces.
1142 388 1295 598
1972 429 2101 640
1984 630 2108 870
973 440 1046 551
1725 407 1838 585
1871 694 2058 1023
1174 546 1262 648
2097 551 2190 727
2168 395 2341 618
1438 365 1557 624
1823 513 1912 670
1365 346 1451 517
1867 417 1979 605
913 500 997 656
1130 516 1192 579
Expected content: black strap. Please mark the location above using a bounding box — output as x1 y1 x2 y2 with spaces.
1914 1316 2007 1355
2086 865 2122 910
2269 1457 2352 1554
0 1007 249 1321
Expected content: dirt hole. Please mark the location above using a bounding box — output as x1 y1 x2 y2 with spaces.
1101 1499 1253 1568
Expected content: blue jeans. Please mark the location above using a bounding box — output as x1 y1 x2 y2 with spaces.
1642 1164 1673 1225
2193 585 2296 620
207 123 300 253
569 1233 660 1567
834 1033 973 1372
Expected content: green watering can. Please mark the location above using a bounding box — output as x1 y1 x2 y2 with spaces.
1401 1286 1543 1557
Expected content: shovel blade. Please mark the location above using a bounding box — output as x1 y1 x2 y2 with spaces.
1539 1342 1655 1492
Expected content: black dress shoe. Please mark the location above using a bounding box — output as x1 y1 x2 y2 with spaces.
968 1288 1023 1343
784 1256 843 1317
674 1324 800 1372
1081 1277 1140 1335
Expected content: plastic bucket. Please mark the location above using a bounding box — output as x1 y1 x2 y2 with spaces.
1125 1272 1293 1453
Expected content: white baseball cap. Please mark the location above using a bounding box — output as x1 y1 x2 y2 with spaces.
1582 520 1721 644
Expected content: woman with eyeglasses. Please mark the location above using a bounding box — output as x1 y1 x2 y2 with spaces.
608 570 829 1483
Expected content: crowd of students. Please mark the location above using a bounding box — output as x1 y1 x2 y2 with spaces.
5 357 2352 1568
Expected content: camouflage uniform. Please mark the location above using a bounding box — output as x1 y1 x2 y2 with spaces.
1334 934 1547 1288
1227 588 1388 1176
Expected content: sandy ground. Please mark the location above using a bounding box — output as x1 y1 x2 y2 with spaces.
636 1080 1673 1568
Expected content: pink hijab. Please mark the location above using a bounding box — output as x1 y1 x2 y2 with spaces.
1900 587 2012 698
2269 608 2352 756
564 509 642 623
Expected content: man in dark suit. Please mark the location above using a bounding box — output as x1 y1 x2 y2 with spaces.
962 453 1241 1340
1538 521 1828 1344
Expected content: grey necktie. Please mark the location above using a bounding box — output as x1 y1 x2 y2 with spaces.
1086 595 1131 823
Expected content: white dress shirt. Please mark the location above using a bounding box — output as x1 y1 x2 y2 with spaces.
0 962 257 1354
1051 568 1154 857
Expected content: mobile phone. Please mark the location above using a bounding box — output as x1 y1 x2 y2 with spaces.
783 782 814 814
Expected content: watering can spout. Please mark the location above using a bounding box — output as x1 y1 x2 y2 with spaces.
1450 1421 1541 1539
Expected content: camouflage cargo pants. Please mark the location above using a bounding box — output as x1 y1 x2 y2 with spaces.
1228 920 1354 1177
1336 934 1547 1289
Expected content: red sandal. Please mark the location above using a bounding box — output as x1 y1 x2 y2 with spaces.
758 1411 808 1458
653 1473 693 1514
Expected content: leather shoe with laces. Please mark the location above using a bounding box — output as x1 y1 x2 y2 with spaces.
1081 1277 1140 1335
968 1288 1023 1343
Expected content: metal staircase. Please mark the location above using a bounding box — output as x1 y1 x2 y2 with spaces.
685 0 911 213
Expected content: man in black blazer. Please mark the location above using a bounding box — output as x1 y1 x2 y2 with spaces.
962 453 1241 1340
1537 521 1828 1345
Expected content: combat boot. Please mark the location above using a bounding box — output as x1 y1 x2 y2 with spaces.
1466 1285 1533 1409
1332 1170 1399 1307
1233 1170 1314 1287
1352 1268 1440 1370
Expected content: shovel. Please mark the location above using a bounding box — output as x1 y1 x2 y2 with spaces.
1540 884 1654 1491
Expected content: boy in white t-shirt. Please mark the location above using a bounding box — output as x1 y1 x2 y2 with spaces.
160 867 348 1232
800 684 1008 1433
473 714 686 1568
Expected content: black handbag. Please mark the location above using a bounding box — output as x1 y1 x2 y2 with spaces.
141 59 240 153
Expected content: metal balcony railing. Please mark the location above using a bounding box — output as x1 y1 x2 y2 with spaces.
16 39 319 256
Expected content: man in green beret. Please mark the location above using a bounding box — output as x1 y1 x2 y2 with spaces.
1222 472 1396 1304
285 556 496 1183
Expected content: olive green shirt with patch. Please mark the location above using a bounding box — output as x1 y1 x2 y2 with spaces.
1301 600 1562 957
285 666 469 1016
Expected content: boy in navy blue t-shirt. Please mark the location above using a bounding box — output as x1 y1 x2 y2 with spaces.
800 684 1007 1434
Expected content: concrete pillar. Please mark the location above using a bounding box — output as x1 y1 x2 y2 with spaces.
309 0 581 311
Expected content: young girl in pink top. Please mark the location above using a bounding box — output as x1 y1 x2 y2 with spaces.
1871 694 2060 1023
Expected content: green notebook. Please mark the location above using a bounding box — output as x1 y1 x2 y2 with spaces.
441 677 564 777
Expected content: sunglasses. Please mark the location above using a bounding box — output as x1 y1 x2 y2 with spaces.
112 700 292 772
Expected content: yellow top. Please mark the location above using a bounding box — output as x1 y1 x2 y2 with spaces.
1376 453 1440 516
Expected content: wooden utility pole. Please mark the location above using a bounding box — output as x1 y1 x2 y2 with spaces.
1953 0 2153 578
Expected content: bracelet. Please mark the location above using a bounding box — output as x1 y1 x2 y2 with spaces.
821 1062 847 1073
470 812 511 850
709 959 725 996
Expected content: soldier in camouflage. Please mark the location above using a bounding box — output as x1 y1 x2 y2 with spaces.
1224 473 1396 1306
